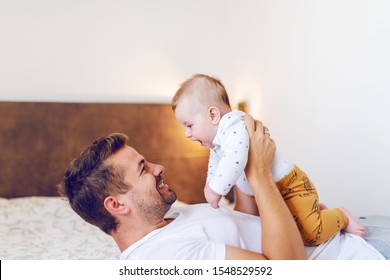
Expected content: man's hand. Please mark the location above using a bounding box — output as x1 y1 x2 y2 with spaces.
244 114 275 186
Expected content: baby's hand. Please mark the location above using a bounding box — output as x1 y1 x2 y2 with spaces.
204 184 222 209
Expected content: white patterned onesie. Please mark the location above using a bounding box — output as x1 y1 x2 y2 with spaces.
207 110 251 195
207 110 294 196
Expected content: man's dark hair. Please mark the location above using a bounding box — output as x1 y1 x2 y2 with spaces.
58 133 129 234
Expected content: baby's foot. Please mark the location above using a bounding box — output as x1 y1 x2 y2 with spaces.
340 207 366 237
319 203 328 210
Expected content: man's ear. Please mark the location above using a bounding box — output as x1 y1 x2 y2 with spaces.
208 106 221 125
104 196 130 216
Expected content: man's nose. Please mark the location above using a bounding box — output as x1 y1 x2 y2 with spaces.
152 164 164 177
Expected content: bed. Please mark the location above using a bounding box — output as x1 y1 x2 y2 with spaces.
0 101 389 260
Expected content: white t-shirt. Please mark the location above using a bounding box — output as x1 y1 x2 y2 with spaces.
120 204 385 260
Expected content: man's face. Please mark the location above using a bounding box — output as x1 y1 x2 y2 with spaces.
107 146 177 222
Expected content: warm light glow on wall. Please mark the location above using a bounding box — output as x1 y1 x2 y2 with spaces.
230 75 264 119
237 101 248 112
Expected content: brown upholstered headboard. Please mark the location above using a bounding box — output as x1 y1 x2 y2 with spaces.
0 101 210 204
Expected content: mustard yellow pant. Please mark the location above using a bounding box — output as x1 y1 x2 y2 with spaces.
276 165 348 246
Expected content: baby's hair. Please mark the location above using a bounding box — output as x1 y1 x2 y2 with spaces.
172 73 231 112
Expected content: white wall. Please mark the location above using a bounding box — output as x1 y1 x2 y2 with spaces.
1 0 389 216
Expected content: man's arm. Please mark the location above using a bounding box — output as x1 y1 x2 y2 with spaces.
225 115 306 260
233 186 259 216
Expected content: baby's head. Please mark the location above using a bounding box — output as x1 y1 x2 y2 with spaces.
172 74 232 148
172 73 231 112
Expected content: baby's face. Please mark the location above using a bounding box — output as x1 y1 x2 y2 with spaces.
174 100 218 148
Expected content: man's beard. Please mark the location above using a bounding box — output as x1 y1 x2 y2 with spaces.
132 189 177 223
161 187 177 205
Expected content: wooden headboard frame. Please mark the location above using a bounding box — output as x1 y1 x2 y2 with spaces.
0 101 210 204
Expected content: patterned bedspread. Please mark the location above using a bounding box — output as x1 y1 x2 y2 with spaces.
0 196 120 259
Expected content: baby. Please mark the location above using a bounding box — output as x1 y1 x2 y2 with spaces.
172 73 365 246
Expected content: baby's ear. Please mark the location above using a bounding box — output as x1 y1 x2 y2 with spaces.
208 106 221 125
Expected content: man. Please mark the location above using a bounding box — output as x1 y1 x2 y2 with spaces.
58 115 383 260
